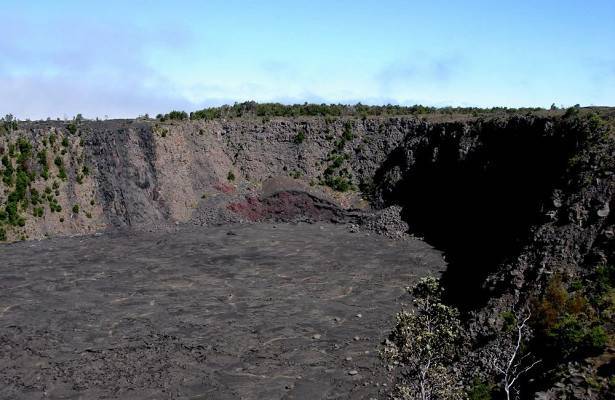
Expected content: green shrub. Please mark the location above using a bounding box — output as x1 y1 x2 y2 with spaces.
17 138 32 167
289 170 302 179
15 170 30 201
293 131 306 144
467 378 495 400
533 274 609 360
61 137 69 147
37 150 48 167
2 114 18 132
0 227 6 241
324 176 352 192
500 311 517 332
342 121 354 140
72 204 79 214
381 277 463 399
58 167 67 181
30 188 41 205
227 171 235 181
595 264 615 294
165 110 188 120
564 105 580 118
2 155 14 185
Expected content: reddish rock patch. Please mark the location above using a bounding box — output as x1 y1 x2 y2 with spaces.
213 181 236 194
227 191 351 222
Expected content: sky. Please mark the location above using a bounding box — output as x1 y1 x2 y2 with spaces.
1 0 614 119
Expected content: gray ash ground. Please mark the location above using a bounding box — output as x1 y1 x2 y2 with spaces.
0 223 445 399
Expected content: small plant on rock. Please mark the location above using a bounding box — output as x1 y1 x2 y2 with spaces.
293 131 306 144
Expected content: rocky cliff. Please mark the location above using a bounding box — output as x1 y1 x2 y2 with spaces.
0 116 410 241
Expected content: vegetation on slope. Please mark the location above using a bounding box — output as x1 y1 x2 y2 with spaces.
156 101 559 122
0 115 94 241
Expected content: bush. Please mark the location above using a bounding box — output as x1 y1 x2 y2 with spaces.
2 114 18 132
293 131 306 144
165 110 188 121
72 204 79 214
342 121 354 141
0 227 6 241
500 311 517 332
381 277 463 399
324 176 352 192
2 154 14 185
227 171 236 181
467 378 495 400
58 167 67 181
532 274 609 360
37 150 48 167
564 105 581 119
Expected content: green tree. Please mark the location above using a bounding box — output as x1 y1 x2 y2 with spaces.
381 277 463 400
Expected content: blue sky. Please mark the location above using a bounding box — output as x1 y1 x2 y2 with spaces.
2 0 614 119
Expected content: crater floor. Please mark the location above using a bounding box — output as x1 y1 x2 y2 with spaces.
0 223 445 399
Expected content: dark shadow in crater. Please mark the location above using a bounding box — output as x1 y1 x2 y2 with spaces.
375 118 580 310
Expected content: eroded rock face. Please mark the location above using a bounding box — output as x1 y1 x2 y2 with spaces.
1 116 409 240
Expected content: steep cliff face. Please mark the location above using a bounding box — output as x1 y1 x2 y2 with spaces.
370 113 614 398
371 116 612 307
0 116 409 241
1 113 611 251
